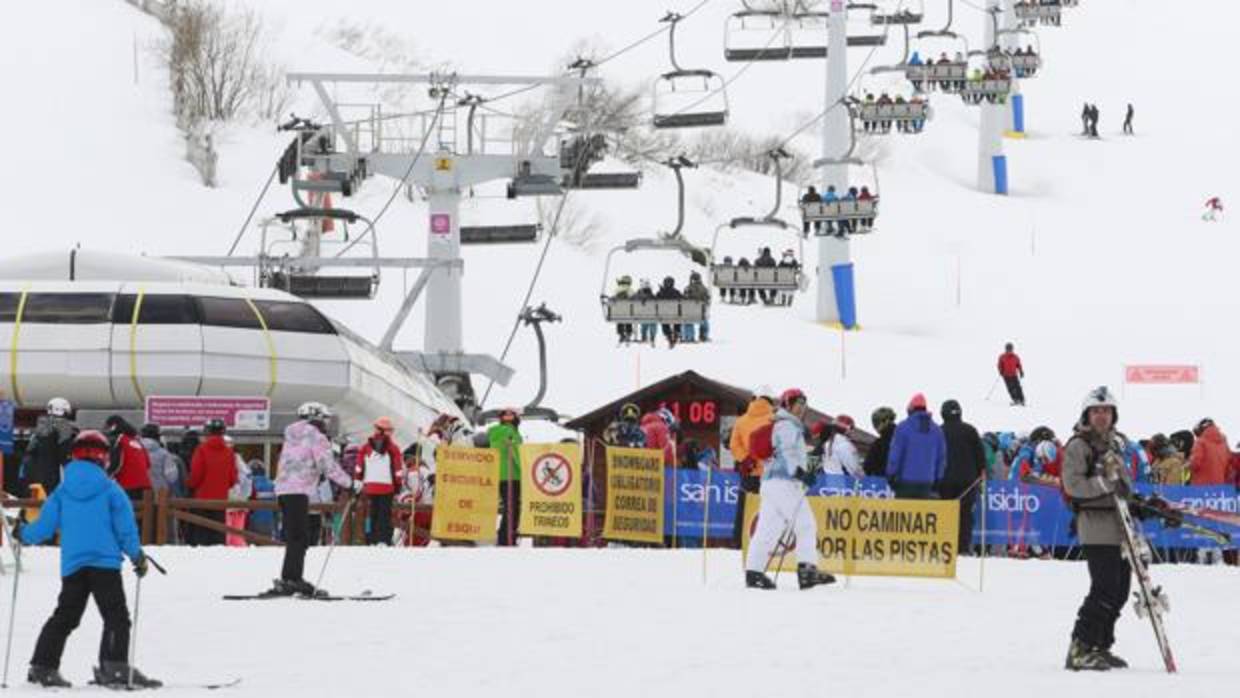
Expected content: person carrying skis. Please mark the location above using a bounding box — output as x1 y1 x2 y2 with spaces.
743 388 835 590
997 342 1026 406
269 402 360 598
1203 196 1223 222
1062 386 1134 671
15 430 160 688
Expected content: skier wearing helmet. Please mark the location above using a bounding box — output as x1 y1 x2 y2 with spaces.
185 418 238 546
1062 386 1135 671
604 403 646 448
639 407 678 467
863 406 897 477
269 402 360 598
19 397 78 496
356 416 403 546
744 388 835 590
16 430 159 688
886 393 947 499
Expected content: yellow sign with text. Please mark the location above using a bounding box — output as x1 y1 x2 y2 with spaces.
602 447 665 545
518 444 582 538
742 494 959 578
431 446 500 543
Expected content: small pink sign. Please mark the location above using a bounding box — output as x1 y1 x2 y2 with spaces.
430 213 451 235
145 396 272 430
1124 365 1200 385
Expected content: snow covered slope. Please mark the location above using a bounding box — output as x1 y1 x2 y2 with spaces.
3 0 1236 439
4 547 1238 696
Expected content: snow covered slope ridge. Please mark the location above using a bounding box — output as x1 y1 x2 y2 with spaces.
3 0 1236 439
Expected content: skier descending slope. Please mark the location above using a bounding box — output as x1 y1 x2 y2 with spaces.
16 430 159 688
744 389 835 591
1062 387 1135 671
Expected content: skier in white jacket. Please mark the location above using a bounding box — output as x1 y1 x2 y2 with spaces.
745 389 836 590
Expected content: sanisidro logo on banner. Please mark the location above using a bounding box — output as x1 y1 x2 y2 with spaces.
986 490 1042 513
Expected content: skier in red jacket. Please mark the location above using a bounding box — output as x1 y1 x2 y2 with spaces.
186 419 238 546
355 416 403 546
997 342 1026 406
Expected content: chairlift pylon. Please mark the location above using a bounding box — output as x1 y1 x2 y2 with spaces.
653 12 729 129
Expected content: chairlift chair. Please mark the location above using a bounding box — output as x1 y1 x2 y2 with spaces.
600 158 711 328
724 5 794 62
261 208 381 299
508 159 564 198
1014 1 1062 28
802 115 882 236
959 50 1012 106
994 27 1043 78
708 150 806 306
871 0 924 25
848 80 932 135
653 12 729 129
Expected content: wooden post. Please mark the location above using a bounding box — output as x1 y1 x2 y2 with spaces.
141 490 154 546
156 488 169 545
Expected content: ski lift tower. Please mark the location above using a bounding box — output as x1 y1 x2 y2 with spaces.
286 71 595 413
816 0 857 329
977 1 1009 194
1000 0 1026 137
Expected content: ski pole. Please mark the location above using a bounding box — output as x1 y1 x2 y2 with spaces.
127 572 141 689
313 492 360 593
0 508 21 689
984 376 1000 402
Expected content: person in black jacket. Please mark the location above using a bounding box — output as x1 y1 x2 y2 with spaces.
938 400 986 554
655 276 683 348
863 406 897 477
20 397 79 496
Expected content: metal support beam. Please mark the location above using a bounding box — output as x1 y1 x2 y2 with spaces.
380 267 434 351
169 256 461 270
288 72 599 88
394 352 515 387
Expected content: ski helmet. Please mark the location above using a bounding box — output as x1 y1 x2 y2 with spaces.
297 401 332 422
940 400 962 420
140 423 161 440
780 388 806 408
1193 418 1215 436
71 430 110 465
374 416 395 433
871 406 896 432
619 403 641 422
834 414 855 432
657 407 678 430
204 418 227 435
46 397 72 418
1029 426 1055 444
907 393 928 412
1034 441 1058 465
1079 386 1118 426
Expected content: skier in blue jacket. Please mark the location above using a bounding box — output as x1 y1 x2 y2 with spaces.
15 430 159 689
886 393 947 499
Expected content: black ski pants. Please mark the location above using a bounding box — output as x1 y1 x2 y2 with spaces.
188 509 226 546
1003 375 1025 405
366 493 394 546
32 568 130 669
497 480 522 546
279 494 310 582
1073 545 1132 649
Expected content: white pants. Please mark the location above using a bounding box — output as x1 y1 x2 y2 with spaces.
745 478 818 571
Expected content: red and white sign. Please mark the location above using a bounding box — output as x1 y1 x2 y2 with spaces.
430 213 451 235
145 396 272 430
1124 365 1200 385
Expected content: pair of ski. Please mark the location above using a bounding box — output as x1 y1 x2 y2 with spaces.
222 591 394 602
86 676 242 691
1110 492 1237 674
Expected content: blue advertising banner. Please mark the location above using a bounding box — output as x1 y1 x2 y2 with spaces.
0 400 13 455
975 481 1239 549
661 469 1238 549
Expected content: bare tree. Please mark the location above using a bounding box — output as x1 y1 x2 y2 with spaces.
158 1 270 126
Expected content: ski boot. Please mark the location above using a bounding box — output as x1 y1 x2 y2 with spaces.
745 571 777 590
1064 638 1111 672
1097 647 1128 669
27 665 72 688
257 578 299 598
289 578 329 599
797 563 836 590
93 662 163 688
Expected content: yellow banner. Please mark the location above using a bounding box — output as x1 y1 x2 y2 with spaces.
518 444 582 538
430 446 500 543
602 447 665 545
742 494 959 578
